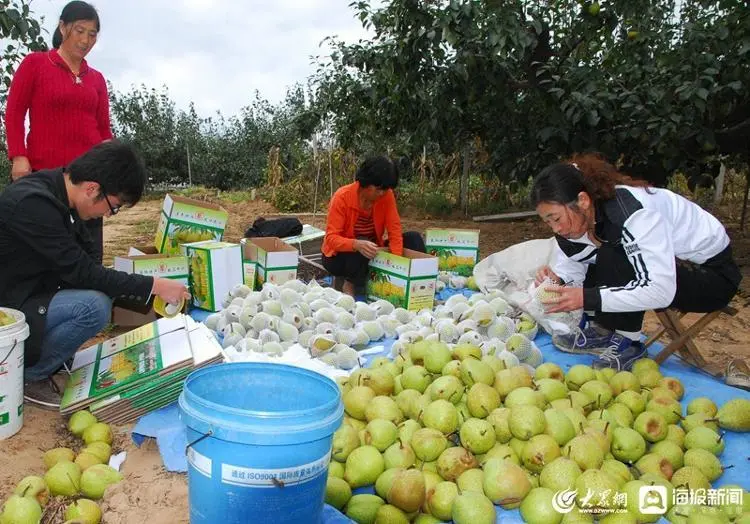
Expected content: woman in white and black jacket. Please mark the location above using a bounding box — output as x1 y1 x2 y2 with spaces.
532 153 741 371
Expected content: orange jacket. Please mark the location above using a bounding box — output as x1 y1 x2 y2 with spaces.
322 182 404 257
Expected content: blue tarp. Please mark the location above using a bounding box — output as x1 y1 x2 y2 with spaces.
132 307 750 523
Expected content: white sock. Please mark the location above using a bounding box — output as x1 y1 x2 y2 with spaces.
615 330 640 342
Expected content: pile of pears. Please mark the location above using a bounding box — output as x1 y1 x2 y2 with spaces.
0 411 123 524
326 341 750 524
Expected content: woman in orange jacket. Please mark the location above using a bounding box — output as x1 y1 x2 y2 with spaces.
322 156 425 296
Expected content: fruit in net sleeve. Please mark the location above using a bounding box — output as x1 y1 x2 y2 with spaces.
506 333 533 361
68 410 98 437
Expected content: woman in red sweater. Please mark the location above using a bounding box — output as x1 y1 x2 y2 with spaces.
4 1 112 263
322 156 425 296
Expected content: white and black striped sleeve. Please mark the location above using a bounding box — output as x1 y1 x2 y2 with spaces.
550 239 588 287
585 208 677 313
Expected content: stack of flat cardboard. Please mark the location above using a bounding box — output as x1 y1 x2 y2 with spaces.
60 316 223 423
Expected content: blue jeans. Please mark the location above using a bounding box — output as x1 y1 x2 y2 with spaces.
24 290 112 381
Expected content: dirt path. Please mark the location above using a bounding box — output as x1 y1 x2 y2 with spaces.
0 193 746 523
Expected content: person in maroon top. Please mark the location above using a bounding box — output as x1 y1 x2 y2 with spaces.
4 1 111 263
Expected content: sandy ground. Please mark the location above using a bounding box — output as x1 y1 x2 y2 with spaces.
0 194 747 523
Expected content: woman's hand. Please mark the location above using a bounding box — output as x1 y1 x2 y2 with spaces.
152 277 191 305
535 265 561 286
11 156 31 181
541 285 583 313
353 239 379 259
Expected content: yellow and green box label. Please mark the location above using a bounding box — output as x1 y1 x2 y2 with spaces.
367 250 438 311
155 195 228 255
183 241 243 311
425 229 480 277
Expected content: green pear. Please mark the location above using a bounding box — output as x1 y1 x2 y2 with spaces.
716 398 750 432
544 408 577 446
481 443 520 466
622 480 660 523
82 442 111 464
374 504 410 524
713 483 750 519
482 457 531 508
82 423 113 445
535 362 565 381
561 408 588 433
610 427 647 463
329 461 345 478
605 403 634 427
436 446 478 481
408 340 431 365
665 424 686 447
451 490 496 524
368 367 396 396
600 458 633 488
686 397 718 417
579 380 614 409
383 441 416 470
520 487 562 524
75 452 104 471
344 445 385 488
535 378 569 402
505 387 546 410
681 412 719 433
459 418 496 454
634 410 668 442
365 396 404 424
638 369 664 389
345 494 385 523
413 514 443 524
456 468 484 493
670 466 711 491
565 365 596 391
595 368 617 383
460 358 495 387
650 440 684 469
44 461 81 496
343 386 376 420
0 495 42 524
400 366 432 393
43 447 76 469
574 469 619 511
423 342 453 373
79 464 123 500
631 358 660 376
646 396 682 425
609 371 641 395
425 481 458 520
683 448 724 481
421 399 459 434
615 390 646 416
375 468 402 499
397 419 421 445
13 475 49 506
67 410 98 437
428 376 464 405
522 434 561 473
539 457 581 492
441 359 462 378
410 428 448 462
452 343 482 361
332 424 361 461
64 498 102 524
562 435 603 470
634 453 674 480
684 426 725 455
486 407 513 443
466 383 500 418
658 377 684 400
509 405 546 440
363 419 399 452
569 391 596 414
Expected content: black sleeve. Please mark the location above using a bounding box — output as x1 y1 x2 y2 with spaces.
10 195 154 302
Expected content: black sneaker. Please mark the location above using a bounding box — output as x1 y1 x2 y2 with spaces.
592 339 647 371
24 378 62 410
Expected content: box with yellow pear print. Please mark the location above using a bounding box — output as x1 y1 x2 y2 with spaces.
181 241 243 311
367 249 439 311
155 194 229 255
425 228 480 277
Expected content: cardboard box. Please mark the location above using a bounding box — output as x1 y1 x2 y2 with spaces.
242 237 299 289
367 249 439 311
182 241 243 311
155 194 229 255
112 251 190 327
282 224 325 256
425 228 480 277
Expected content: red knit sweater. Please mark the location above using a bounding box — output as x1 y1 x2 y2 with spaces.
4 50 113 170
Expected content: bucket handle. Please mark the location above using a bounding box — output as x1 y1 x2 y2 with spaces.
0 339 17 367
185 429 213 455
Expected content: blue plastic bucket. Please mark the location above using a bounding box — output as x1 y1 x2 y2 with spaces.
178 362 344 524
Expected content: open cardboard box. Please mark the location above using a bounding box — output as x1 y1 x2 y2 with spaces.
241 237 299 289
181 241 243 311
367 248 439 311
425 228 480 277
155 194 229 255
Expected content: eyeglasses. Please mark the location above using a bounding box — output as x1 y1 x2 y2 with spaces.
102 192 121 215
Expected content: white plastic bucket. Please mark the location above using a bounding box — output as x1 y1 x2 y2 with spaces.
0 307 29 440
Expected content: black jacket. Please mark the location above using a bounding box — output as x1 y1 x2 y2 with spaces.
0 169 153 367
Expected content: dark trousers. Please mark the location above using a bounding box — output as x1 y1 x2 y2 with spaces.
587 244 741 332
322 231 426 286
85 217 104 265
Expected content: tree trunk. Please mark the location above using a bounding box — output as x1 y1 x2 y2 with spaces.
460 142 471 215
741 170 750 235
329 145 334 199
713 162 725 206
312 137 320 215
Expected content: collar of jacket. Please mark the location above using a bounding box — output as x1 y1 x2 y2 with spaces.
48 49 90 76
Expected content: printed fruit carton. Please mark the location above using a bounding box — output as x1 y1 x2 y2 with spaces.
181 241 243 311
367 249 439 311
241 237 299 289
155 194 229 255
425 228 480 277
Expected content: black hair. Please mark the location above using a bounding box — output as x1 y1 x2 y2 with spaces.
52 1 100 49
67 141 147 206
531 153 651 207
355 156 399 189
